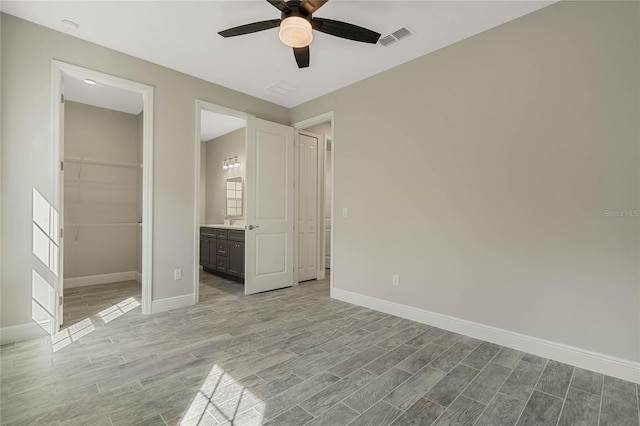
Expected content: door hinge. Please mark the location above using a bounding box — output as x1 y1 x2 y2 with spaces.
60 228 63 238
59 296 63 305
60 161 64 171
61 93 65 103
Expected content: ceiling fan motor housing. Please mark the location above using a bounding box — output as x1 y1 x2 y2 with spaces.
281 2 312 22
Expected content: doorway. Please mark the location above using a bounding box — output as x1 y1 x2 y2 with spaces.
294 114 334 285
195 100 296 299
51 61 154 332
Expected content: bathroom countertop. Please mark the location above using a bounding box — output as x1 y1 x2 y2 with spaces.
201 224 245 230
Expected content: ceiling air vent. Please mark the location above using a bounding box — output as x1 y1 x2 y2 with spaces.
379 26 415 47
378 35 397 47
267 81 298 96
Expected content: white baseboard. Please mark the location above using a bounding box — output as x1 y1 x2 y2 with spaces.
332 288 640 384
135 271 142 283
64 271 137 288
151 293 195 314
0 322 47 345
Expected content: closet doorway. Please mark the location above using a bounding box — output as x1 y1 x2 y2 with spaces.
52 61 154 331
294 113 334 284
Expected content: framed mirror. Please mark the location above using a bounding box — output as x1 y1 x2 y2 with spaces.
226 177 243 217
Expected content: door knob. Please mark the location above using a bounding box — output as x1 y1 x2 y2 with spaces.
248 225 259 230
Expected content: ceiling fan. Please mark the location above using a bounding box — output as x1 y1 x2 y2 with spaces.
218 0 381 69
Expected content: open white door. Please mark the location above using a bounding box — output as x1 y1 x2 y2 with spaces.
245 117 295 295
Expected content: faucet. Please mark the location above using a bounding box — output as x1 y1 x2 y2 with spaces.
225 215 234 225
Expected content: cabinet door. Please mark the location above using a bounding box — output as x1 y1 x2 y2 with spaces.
208 238 217 267
200 238 210 267
228 241 245 277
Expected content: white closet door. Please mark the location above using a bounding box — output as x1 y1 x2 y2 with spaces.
297 131 319 282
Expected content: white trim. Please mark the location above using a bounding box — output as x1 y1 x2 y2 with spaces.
0 322 47 345
64 271 138 288
151 293 196 314
52 60 154 318
193 100 253 305
332 287 640 384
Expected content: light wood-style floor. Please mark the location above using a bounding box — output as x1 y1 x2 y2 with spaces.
1 271 638 425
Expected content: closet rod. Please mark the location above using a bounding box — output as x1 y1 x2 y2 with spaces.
64 157 140 169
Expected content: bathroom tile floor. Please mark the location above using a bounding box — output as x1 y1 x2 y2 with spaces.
1 271 638 425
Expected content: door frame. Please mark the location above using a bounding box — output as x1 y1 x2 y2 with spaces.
292 112 335 293
193 100 253 303
52 60 155 318
295 129 323 283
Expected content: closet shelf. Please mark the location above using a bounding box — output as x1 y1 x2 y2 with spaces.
65 222 141 227
65 157 141 169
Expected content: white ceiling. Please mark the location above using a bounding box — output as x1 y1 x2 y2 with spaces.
1 1 554 108
201 110 246 142
65 75 144 114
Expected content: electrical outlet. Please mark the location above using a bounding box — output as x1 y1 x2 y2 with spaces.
342 207 348 218
392 274 399 286
174 269 182 281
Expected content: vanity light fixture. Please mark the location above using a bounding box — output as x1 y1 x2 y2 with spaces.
222 157 241 171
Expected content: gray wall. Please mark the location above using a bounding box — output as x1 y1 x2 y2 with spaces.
204 128 246 225
0 13 289 329
63 101 140 279
291 1 640 362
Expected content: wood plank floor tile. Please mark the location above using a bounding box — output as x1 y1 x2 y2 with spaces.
2 272 639 426
474 393 525 426
433 395 485 426
349 401 402 426
557 387 600 426
390 397 444 426
515 390 563 426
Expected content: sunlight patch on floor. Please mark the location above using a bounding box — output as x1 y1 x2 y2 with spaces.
51 297 140 352
181 364 266 425
51 317 95 352
98 297 140 323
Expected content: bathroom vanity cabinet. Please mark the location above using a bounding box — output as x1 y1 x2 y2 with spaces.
200 227 245 281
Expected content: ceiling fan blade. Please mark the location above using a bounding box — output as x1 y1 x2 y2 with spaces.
266 0 290 12
312 18 380 44
300 0 328 14
293 46 310 68
218 19 282 38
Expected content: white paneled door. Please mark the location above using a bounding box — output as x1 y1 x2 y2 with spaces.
297 131 319 282
244 117 295 295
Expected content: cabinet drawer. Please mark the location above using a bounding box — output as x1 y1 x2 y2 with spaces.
216 255 228 272
215 229 228 239
216 240 228 256
200 228 217 238
228 230 245 242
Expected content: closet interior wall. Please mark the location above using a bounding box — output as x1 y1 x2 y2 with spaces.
63 101 142 286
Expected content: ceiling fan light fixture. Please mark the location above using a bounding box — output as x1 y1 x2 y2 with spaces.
279 16 313 48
